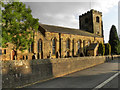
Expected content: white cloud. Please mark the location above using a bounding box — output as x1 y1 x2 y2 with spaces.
91 0 119 15
23 1 119 29
24 2 91 28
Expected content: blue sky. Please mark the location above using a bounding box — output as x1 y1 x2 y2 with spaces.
21 0 119 43
103 5 118 43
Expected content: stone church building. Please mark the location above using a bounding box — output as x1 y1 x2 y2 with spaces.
1 9 104 60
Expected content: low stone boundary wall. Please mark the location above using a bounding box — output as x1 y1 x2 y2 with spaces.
2 55 120 88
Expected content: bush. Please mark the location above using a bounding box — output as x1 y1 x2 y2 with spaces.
117 41 120 54
105 43 111 55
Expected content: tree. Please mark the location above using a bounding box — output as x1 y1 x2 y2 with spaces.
105 43 111 55
1 2 39 54
109 25 119 54
98 43 105 56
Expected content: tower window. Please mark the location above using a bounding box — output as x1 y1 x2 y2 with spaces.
96 16 99 23
96 32 99 34
85 18 88 23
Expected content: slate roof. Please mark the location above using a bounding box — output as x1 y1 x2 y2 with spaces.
39 24 102 38
87 43 98 50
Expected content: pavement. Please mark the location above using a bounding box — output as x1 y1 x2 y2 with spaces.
24 58 120 89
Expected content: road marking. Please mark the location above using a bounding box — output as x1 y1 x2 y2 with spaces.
92 71 120 90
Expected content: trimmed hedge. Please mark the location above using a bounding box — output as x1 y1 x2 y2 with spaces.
105 43 111 55
98 43 105 56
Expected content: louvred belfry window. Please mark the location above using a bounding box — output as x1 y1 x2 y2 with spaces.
96 16 99 23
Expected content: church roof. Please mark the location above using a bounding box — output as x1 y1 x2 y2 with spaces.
39 24 102 38
87 43 98 50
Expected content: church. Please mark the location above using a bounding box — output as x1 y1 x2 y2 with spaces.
1 9 104 60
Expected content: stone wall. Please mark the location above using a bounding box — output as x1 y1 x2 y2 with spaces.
2 55 120 88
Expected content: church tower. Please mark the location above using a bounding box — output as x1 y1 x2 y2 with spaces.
79 9 103 37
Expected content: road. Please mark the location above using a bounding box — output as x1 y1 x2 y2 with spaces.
24 58 120 89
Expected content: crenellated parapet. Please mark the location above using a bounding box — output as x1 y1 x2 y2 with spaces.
79 9 102 17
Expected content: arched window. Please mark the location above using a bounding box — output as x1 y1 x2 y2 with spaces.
38 39 42 53
66 39 70 49
72 40 74 56
4 49 6 54
83 40 86 48
96 16 99 23
52 38 56 55
78 40 81 54
88 41 90 46
23 56 24 60
29 42 34 53
83 40 86 55
78 40 81 49
26 55 28 60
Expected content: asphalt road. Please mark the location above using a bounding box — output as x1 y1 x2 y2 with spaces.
102 74 119 88
24 58 120 89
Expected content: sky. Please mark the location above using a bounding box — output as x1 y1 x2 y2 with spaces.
20 0 119 43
